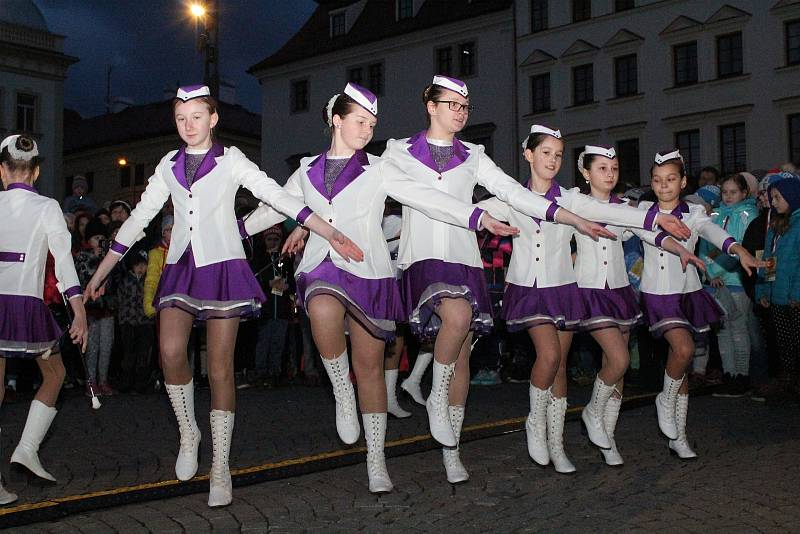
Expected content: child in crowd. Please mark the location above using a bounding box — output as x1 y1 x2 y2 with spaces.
117 250 154 392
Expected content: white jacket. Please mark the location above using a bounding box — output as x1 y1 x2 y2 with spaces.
638 201 737 295
0 184 80 300
113 144 311 267
478 185 656 288
243 150 482 280
381 132 559 270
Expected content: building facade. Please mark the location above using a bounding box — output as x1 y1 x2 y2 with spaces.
0 0 78 198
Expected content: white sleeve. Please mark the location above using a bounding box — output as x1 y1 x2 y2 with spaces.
242 168 307 236
113 161 171 252
476 196 512 222
568 191 652 229
43 201 81 298
475 149 557 222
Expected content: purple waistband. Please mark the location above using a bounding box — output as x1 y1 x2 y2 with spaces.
0 252 25 262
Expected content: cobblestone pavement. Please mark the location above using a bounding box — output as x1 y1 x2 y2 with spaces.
9 393 800 532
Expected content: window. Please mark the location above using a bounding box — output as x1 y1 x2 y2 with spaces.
719 123 746 175
290 80 309 113
459 42 475 77
787 20 800 66
675 129 701 181
16 93 36 132
530 73 551 114
717 32 743 78
614 54 638 97
119 165 131 188
397 0 413 20
330 12 346 37
572 64 593 106
134 164 145 186
572 0 591 23
368 63 384 95
531 0 548 33
436 47 453 75
616 139 640 185
673 42 698 86
615 0 634 11
348 67 363 86
790 114 800 165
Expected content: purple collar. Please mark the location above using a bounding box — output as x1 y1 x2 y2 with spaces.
526 179 561 225
406 130 470 174
648 200 690 219
5 183 37 193
171 142 225 191
306 150 370 201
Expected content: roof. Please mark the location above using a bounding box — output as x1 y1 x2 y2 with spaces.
64 100 261 154
249 0 512 73
0 0 49 31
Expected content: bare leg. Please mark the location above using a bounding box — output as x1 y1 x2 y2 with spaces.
206 317 240 412
664 329 694 395
591 328 630 387
159 308 195 385
449 331 473 406
307 295 347 359
433 298 472 365
349 319 387 413
33 353 66 408
528 324 573 396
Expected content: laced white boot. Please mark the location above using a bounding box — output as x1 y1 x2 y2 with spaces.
442 405 469 484
208 410 235 507
400 351 432 405
321 351 360 444
581 377 614 449
546 395 575 474
165 380 201 480
525 385 550 466
655 371 684 440
385 369 411 419
0 429 18 505
600 396 624 466
10 400 57 482
669 394 697 459
426 360 457 447
362 413 393 493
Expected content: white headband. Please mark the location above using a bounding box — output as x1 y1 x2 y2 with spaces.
0 135 38 161
654 149 684 165
175 85 211 102
521 124 562 149
325 94 340 127
432 75 469 97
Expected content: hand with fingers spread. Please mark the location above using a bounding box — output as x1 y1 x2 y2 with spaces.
654 213 691 240
729 244 765 277
329 229 364 263
481 213 519 236
678 249 706 273
282 226 309 255
575 219 617 241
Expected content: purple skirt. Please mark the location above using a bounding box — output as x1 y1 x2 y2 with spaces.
401 259 493 341
579 285 642 333
0 294 62 358
296 258 404 342
640 289 724 338
155 246 265 321
502 282 586 332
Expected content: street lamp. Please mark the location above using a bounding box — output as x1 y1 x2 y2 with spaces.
189 1 219 96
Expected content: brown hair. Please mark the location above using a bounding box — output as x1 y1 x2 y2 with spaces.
722 173 749 194
0 134 40 174
771 212 791 235
422 84 449 125
172 95 218 115
321 93 359 131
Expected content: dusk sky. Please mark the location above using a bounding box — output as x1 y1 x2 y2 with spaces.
36 0 318 117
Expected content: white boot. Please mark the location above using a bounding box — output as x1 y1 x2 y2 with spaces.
400 351 432 406
669 394 697 459
320 351 360 444
426 360 457 447
655 371 683 440
208 410 235 507
385 369 412 419
525 385 550 466
165 380 201 481
600 396 624 466
363 413 393 493
0 429 18 505
581 377 614 449
546 395 576 474
10 400 57 482
442 405 469 484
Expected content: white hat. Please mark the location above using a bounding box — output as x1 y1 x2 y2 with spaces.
521 124 562 149
0 135 38 161
343 82 378 116
654 149 684 165
432 75 469 97
175 84 211 102
584 145 616 159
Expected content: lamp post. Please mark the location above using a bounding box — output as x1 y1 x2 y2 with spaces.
189 1 220 96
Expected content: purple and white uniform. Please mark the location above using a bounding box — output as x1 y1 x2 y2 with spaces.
0 184 80 357
111 143 313 321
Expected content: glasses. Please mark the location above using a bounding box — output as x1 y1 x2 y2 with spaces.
434 100 474 113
